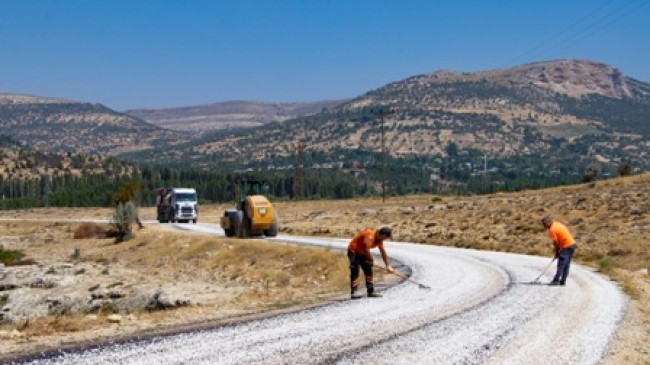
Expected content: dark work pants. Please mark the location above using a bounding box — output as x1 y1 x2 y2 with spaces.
348 250 374 294
554 244 577 284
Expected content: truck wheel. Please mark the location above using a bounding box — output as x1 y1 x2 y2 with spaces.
193 219 197 224
264 212 279 237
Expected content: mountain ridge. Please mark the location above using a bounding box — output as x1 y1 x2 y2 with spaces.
421 59 645 99
141 58 649 174
0 97 188 155
124 99 347 135
1 59 648 175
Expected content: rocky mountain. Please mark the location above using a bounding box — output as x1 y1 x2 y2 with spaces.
3 59 649 176
139 59 649 172
0 93 188 155
124 100 347 135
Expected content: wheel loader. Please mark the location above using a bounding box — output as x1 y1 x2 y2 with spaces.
220 179 278 238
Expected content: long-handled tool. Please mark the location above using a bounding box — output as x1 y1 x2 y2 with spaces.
531 257 556 284
373 264 431 290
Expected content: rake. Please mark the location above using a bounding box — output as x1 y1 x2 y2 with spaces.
530 257 556 285
373 264 431 290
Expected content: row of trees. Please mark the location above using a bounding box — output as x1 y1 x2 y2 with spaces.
0 165 359 210
0 156 635 210
0 138 638 211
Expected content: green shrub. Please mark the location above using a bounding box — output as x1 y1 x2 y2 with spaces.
597 256 615 275
0 294 8 308
111 201 138 243
0 245 25 266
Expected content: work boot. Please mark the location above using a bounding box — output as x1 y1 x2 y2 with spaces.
548 280 562 286
367 292 383 298
351 288 363 299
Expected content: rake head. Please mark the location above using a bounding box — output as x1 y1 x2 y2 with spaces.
373 264 431 290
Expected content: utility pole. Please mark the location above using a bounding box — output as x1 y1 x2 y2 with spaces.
294 142 306 200
372 107 396 203
381 111 386 203
483 155 488 174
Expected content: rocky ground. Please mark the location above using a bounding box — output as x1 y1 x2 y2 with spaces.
0 173 648 363
0 221 352 359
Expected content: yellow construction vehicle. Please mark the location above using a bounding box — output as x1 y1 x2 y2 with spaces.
220 179 278 238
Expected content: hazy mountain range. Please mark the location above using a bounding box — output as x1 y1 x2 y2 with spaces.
1 59 649 171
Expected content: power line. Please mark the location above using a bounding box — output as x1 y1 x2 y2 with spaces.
545 0 650 58
510 0 648 64
510 0 615 65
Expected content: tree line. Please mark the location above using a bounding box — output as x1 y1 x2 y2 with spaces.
0 165 360 210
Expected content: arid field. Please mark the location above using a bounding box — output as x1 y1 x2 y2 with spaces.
0 173 648 363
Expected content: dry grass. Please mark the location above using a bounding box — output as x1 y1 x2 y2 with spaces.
17 315 98 337
0 220 351 357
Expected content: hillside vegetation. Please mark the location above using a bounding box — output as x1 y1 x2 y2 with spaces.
0 94 187 155
124 59 650 174
2 60 648 198
116 59 649 197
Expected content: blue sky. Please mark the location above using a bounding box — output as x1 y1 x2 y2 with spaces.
1 0 648 110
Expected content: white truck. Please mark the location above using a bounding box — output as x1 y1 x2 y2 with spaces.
156 187 199 223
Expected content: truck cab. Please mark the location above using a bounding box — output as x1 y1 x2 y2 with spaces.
156 187 198 223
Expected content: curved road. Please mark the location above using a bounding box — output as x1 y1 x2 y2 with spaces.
12 223 625 365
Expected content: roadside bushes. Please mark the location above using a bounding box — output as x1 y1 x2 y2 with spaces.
0 245 25 266
597 256 615 275
72 204 139 243
73 222 108 239
110 201 138 243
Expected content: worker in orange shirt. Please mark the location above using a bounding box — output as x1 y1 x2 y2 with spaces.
541 216 578 286
347 226 394 299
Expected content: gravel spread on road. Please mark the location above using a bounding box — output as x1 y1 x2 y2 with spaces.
11 230 624 365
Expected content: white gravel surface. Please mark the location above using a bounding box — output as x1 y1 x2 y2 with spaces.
10 224 625 365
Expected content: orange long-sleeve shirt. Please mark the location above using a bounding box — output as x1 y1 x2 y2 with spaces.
548 221 575 249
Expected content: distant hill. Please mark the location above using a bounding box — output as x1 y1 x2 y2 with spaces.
3 59 649 183
0 93 188 155
124 100 347 135
0 135 133 188
131 59 648 174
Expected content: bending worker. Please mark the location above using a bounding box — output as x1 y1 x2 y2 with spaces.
347 226 394 299
541 216 578 286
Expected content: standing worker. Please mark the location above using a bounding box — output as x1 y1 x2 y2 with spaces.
541 216 578 286
347 226 394 299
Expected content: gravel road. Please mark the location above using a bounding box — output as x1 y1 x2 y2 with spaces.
10 224 625 365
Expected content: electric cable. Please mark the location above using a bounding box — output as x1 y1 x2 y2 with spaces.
510 0 615 65
510 0 648 64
